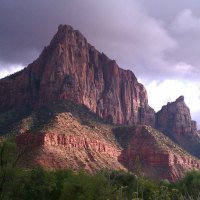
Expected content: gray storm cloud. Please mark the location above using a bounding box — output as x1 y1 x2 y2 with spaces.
0 0 177 79
0 0 200 80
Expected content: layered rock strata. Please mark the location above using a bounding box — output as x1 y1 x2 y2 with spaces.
16 124 200 181
118 126 200 181
16 132 124 172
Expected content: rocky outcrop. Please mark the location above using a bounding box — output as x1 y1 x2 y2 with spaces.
0 25 155 126
15 110 125 172
16 132 125 172
156 96 200 158
156 96 197 136
17 133 120 157
118 126 200 182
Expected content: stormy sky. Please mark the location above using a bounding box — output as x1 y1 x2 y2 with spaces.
0 0 200 127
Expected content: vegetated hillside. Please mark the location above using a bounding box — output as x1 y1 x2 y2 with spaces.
1 143 200 200
1 99 200 181
0 100 125 172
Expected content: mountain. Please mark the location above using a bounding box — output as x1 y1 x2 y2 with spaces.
0 24 200 181
0 25 154 126
156 96 200 158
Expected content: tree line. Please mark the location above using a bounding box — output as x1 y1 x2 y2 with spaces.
1 138 200 200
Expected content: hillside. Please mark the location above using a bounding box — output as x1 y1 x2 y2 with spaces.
0 100 199 181
117 125 200 181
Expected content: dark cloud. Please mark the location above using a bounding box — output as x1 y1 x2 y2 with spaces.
0 0 199 79
0 0 176 78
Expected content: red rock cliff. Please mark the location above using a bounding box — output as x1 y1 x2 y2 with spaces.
156 96 197 136
156 96 200 158
119 126 200 182
0 25 155 126
16 132 125 172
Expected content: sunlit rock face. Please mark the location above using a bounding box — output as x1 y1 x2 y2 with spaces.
117 126 200 182
15 110 126 172
0 25 155 126
16 132 125 172
156 96 200 158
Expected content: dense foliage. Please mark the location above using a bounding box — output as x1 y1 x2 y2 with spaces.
0 139 200 200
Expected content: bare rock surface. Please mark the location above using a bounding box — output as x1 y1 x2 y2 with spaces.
156 96 200 158
117 126 200 182
16 111 125 172
0 25 155 126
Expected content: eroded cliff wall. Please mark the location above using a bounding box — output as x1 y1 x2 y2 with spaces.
0 25 155 126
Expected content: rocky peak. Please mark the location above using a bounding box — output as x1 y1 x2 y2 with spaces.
50 24 85 48
156 95 197 136
0 24 155 126
51 24 73 44
175 95 184 102
156 96 200 158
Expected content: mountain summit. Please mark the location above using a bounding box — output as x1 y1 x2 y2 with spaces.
156 95 200 157
0 25 155 126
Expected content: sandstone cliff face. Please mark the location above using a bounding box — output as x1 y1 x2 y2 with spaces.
156 96 197 136
16 132 124 172
118 126 200 182
0 25 155 126
156 96 200 158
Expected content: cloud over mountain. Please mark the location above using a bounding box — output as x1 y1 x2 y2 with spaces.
0 0 199 126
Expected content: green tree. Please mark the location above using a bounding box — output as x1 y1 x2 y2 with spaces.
10 167 56 200
177 170 200 199
60 171 112 200
0 138 19 199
